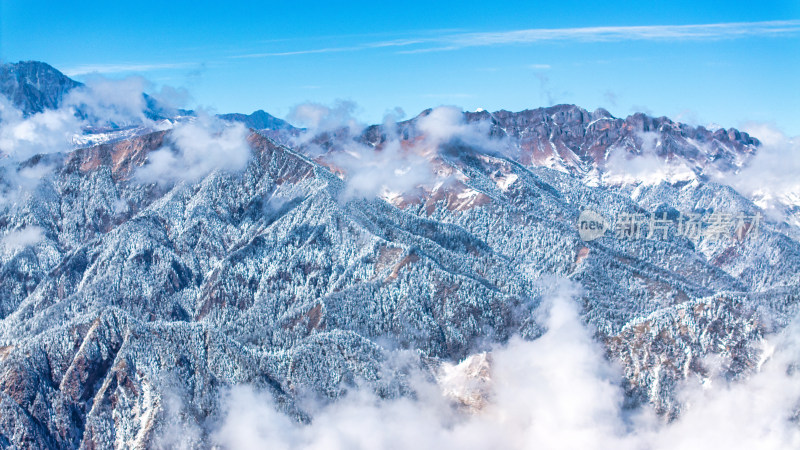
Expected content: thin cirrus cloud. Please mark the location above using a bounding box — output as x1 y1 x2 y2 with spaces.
233 38 430 58
62 62 197 77
438 19 800 47
233 20 800 58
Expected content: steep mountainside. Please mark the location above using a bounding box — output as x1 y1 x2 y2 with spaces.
0 61 82 115
0 62 797 448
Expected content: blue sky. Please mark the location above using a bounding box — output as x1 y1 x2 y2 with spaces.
1 1 798 134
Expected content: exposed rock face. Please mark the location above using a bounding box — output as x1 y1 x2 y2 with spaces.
446 105 755 175
0 62 797 448
437 352 493 412
513 106 757 170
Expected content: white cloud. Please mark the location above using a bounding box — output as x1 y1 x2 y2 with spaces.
1 74 171 164
640 318 800 449
0 97 80 205
0 75 170 205
332 137 434 201
62 62 196 77
0 226 44 252
135 114 251 185
442 20 800 49
0 96 82 162
602 131 695 185
213 386 302 450
210 277 800 450
305 105 434 201
417 106 478 144
234 20 800 58
209 279 629 449
417 106 501 152
302 104 508 201
147 85 192 115
152 384 204 450
287 100 364 143
286 101 430 200
65 76 151 126
720 124 800 217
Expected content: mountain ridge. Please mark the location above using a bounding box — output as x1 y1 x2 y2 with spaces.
0 60 761 151
0 60 796 448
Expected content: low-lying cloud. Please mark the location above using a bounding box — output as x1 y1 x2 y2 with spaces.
210 277 800 449
331 138 434 201
287 100 364 145
135 114 251 185
66 76 151 126
603 131 695 185
0 226 44 253
719 124 800 219
0 75 181 205
0 95 82 163
417 106 493 149
288 102 508 201
0 97 81 206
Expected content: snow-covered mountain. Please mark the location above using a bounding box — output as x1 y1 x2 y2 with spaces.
0 61 82 115
0 62 797 448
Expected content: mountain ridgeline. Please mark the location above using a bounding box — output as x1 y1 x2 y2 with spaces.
0 61 796 448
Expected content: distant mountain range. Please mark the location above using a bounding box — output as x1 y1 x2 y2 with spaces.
1 61 290 129
0 61 797 448
218 110 295 131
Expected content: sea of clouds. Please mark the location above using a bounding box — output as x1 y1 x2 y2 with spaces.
209 277 800 450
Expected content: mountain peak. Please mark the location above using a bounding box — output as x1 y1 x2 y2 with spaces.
218 109 295 131
0 60 82 115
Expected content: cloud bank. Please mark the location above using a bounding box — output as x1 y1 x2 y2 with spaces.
210 278 800 449
602 131 695 185
0 226 44 253
417 106 489 147
65 76 151 126
0 96 81 206
0 96 82 163
720 124 800 219
290 102 433 200
0 75 176 205
135 114 251 185
287 100 364 145
289 102 507 201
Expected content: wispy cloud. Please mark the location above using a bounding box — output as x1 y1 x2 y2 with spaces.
396 46 460 55
421 93 474 99
233 46 363 58
63 62 196 76
233 20 800 58
441 20 800 48
233 39 429 57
